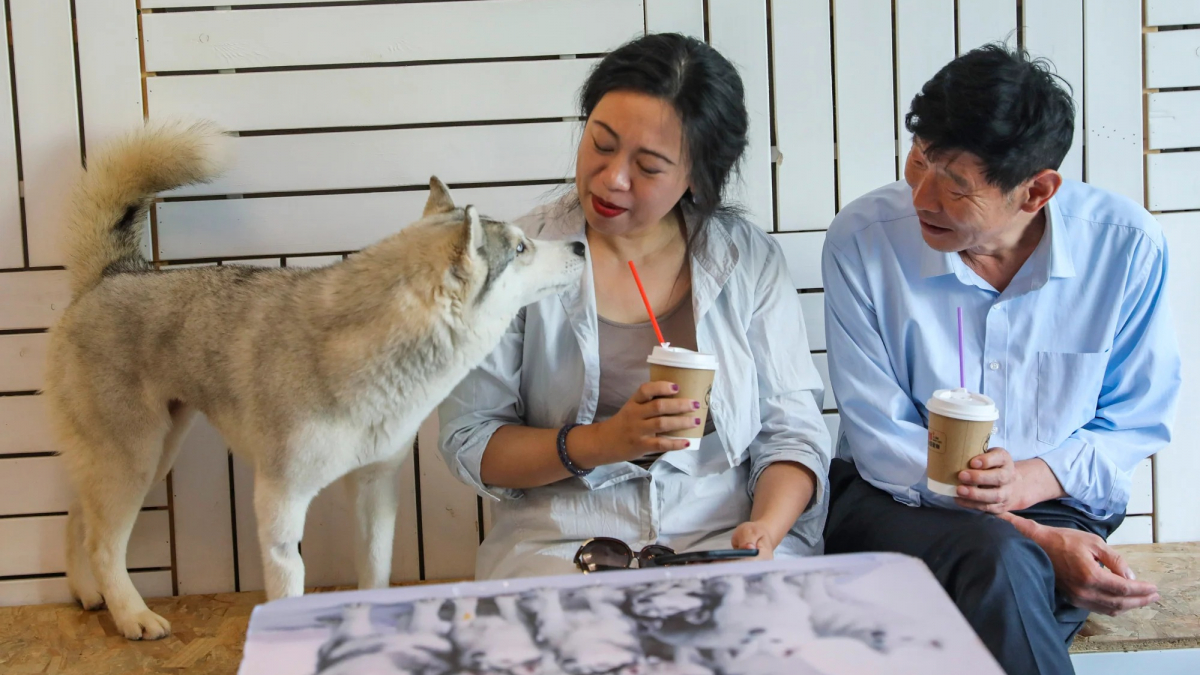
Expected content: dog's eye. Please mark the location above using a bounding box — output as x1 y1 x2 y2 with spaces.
516 242 527 254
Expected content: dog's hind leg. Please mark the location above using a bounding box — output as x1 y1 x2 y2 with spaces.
344 451 406 590
66 498 104 610
255 475 317 600
76 444 172 640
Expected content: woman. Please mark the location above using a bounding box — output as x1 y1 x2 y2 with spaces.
438 33 830 579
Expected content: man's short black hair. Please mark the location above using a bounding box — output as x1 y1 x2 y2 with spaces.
905 43 1075 193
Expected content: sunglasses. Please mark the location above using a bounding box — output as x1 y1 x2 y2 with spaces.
573 537 759 573
573 537 676 572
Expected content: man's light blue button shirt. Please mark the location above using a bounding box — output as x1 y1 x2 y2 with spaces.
822 179 1180 518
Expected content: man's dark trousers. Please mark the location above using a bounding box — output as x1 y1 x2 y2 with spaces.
824 458 1123 675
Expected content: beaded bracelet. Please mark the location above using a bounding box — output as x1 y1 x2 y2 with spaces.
556 423 592 477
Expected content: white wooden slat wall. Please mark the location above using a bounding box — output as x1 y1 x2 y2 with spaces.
644 0 704 40
1083 0 1144 206
956 0 1018 54
708 0 773 231
1022 0 1085 183
771 0 836 232
1147 7 1200 543
832 0 898 209
143 0 643 72
0 1 22 270
9 0 81 268
1146 0 1200 26
894 0 956 172
0 0 1178 605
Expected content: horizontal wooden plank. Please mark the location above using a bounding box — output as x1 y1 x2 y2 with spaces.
0 396 52 456
0 456 167 516
799 292 826 351
170 122 577 197
144 0 370 7
143 0 642 71
1128 458 1153 516
812 352 834 411
0 510 171 578
147 58 596 132
0 570 172 607
1107 515 1153 545
1148 91 1200 150
1147 152 1200 212
0 333 49 392
774 231 826 291
0 270 71 330
1146 0 1200 27
157 184 560 259
1145 29 1200 90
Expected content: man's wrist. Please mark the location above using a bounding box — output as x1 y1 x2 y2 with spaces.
1016 458 1068 504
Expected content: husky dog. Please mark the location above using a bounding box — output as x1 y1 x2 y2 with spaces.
43 121 585 640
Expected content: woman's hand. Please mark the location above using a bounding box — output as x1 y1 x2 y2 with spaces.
578 381 702 466
731 521 777 560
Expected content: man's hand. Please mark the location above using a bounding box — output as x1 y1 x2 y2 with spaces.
954 450 1066 513
999 513 1160 616
731 521 776 561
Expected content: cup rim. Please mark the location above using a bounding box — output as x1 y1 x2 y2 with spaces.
927 388 999 422
646 345 718 370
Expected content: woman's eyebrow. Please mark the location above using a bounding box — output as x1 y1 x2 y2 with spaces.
593 120 677 165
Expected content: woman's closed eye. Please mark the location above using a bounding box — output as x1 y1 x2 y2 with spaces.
638 163 663 176
593 139 615 153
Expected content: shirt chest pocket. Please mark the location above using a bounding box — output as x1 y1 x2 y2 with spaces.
1036 351 1109 446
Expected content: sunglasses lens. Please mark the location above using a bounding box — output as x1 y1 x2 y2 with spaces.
578 539 633 570
640 545 674 561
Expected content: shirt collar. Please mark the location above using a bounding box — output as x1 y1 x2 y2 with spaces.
917 194 1075 282
541 190 740 296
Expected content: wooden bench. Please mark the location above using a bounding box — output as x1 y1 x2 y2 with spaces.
1 545 1196 675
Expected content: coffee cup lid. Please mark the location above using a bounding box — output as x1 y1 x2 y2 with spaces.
926 388 999 422
646 345 718 370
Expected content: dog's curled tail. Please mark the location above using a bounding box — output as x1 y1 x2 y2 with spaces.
66 120 231 298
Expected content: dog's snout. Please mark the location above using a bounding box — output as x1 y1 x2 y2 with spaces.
571 241 586 257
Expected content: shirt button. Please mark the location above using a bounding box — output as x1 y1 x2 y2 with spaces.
989 361 1000 371
992 425 999 434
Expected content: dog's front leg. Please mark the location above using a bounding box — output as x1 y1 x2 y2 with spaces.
345 452 405 590
254 476 315 600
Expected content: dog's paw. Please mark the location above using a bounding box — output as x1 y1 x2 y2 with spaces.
117 609 171 640
70 585 105 611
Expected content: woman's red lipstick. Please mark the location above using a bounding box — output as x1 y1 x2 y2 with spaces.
591 194 628 218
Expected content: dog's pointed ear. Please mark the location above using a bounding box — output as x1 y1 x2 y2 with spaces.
424 176 455 216
463 205 485 252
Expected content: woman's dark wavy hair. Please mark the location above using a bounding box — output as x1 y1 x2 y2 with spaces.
905 43 1075 193
579 33 748 222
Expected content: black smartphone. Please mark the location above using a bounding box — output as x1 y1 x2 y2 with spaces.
643 548 759 567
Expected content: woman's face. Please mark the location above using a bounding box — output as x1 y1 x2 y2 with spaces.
575 90 691 236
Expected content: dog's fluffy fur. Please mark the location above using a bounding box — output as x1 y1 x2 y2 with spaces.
43 121 585 639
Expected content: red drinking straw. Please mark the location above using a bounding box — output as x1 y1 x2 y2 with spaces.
628 260 667 346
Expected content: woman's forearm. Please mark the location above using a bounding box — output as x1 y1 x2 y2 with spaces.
749 461 817 546
478 423 609 489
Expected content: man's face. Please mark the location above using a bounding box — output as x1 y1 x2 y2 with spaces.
903 140 1025 253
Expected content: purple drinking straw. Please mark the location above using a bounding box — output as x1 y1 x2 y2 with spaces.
957 307 965 389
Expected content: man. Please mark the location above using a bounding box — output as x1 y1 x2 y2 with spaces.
821 45 1179 674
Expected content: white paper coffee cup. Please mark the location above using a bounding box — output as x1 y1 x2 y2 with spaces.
646 346 718 450
925 388 999 496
